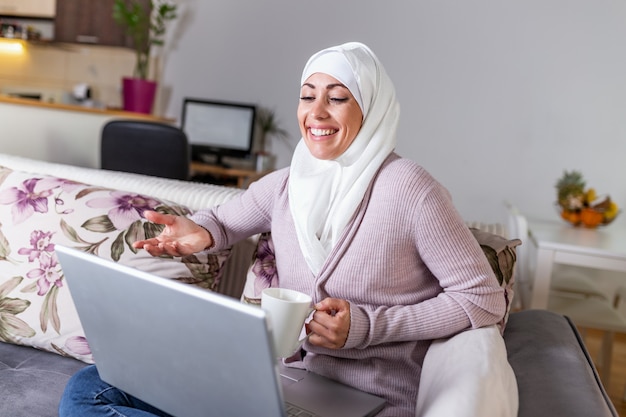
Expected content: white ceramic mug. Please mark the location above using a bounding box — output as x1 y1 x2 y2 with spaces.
261 288 313 358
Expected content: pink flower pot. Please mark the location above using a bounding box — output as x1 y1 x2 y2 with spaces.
122 77 157 114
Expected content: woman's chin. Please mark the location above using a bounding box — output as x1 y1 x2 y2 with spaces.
304 140 344 160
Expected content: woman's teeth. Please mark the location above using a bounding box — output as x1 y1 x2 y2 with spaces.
310 128 337 137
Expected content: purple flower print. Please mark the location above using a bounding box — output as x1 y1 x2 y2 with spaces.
0 176 83 223
86 191 160 230
26 251 63 296
252 234 278 295
18 230 55 263
0 178 54 224
64 336 92 356
48 178 83 215
37 177 83 194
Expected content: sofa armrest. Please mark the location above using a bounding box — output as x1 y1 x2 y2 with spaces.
504 310 618 417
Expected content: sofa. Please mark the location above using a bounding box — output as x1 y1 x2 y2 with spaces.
0 153 617 417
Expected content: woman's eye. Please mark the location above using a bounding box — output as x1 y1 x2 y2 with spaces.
300 96 314 102
330 97 349 103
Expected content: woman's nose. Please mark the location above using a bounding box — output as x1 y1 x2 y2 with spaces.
310 100 329 119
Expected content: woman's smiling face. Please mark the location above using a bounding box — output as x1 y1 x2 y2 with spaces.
297 72 363 160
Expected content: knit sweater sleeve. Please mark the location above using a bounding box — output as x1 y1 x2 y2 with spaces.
188 169 288 250
343 164 506 349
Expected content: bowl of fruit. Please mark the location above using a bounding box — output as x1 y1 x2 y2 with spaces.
556 170 619 228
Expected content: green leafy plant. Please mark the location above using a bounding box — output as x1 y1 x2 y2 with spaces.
113 0 177 80
256 107 291 154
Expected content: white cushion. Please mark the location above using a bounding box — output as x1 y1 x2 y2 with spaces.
416 325 519 417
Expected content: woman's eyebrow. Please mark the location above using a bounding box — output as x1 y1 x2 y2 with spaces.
301 82 349 91
326 83 348 91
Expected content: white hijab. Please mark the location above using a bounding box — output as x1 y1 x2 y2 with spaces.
288 42 400 275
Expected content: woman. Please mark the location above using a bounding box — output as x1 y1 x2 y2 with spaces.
59 42 505 417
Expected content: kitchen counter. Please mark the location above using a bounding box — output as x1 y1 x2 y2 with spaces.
0 95 176 169
0 95 174 123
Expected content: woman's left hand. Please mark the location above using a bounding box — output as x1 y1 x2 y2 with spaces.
306 298 351 349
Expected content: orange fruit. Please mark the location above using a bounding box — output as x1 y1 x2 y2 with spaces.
580 208 603 228
561 210 580 225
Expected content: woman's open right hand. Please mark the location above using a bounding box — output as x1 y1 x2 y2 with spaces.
132 210 213 257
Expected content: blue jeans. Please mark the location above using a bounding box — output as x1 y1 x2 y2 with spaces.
59 365 174 417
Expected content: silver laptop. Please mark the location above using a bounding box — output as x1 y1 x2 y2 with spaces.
56 245 386 417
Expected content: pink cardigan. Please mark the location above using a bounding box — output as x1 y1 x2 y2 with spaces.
191 153 505 417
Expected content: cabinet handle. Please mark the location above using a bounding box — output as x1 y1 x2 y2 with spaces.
76 35 98 44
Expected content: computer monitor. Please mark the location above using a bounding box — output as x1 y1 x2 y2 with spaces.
181 98 256 167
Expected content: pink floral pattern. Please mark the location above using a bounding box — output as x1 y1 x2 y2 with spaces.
0 167 232 363
252 232 278 295
242 232 278 305
26 245 62 296
86 191 161 230
0 177 82 224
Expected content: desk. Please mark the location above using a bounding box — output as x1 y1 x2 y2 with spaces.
190 161 271 188
528 219 626 309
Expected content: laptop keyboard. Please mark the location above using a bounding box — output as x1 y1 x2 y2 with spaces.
285 401 319 417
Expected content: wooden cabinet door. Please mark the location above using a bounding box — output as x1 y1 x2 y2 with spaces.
55 0 148 47
0 0 56 18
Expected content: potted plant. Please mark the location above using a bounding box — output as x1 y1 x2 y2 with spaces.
255 107 291 171
113 0 177 114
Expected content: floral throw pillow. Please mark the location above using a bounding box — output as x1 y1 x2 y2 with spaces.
469 227 521 332
0 166 230 363
241 232 277 305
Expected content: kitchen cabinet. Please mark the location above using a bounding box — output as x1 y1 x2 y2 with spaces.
0 0 56 18
54 0 149 47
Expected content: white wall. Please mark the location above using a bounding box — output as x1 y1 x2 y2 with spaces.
158 0 626 224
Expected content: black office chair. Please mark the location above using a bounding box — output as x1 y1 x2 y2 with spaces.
101 119 190 180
